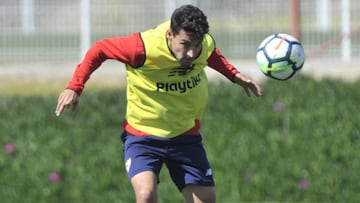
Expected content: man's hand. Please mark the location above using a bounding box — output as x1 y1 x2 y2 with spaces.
233 73 263 97
55 89 80 116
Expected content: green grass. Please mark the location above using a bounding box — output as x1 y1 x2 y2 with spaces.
1 75 360 202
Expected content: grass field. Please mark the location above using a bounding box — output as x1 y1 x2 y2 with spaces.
1 74 360 202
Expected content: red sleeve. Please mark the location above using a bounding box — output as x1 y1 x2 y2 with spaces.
66 32 145 94
207 48 240 82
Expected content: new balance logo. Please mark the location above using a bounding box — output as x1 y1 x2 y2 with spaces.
168 64 195 76
205 168 212 176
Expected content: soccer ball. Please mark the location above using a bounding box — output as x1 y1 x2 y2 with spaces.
256 33 305 80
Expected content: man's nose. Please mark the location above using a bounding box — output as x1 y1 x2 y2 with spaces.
186 49 195 58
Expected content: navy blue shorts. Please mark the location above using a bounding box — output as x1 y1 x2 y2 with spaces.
121 132 215 191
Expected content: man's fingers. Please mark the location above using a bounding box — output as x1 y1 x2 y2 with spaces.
55 93 65 116
55 100 68 116
55 90 79 116
246 81 263 97
55 106 64 116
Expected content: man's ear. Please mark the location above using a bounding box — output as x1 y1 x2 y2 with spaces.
166 29 173 39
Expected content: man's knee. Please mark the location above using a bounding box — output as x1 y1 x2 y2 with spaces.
134 188 157 203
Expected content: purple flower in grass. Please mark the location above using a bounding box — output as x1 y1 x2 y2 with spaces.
4 143 15 154
272 102 285 112
49 172 60 182
299 179 309 189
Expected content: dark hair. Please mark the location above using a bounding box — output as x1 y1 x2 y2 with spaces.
170 5 209 40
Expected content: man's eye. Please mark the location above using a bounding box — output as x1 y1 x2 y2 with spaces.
181 42 191 47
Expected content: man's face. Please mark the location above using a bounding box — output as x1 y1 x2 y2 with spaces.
166 29 203 68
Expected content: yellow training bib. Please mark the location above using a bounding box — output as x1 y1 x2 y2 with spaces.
125 21 215 137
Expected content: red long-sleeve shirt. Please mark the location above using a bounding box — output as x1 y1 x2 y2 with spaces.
66 32 239 94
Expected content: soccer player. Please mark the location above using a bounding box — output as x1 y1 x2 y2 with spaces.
55 4 262 203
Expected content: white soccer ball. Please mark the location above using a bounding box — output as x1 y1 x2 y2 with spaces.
256 33 305 80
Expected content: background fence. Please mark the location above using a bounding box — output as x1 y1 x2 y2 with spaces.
1 0 360 62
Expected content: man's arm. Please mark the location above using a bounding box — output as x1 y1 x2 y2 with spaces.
207 48 240 82
55 33 145 116
67 32 145 95
207 48 263 96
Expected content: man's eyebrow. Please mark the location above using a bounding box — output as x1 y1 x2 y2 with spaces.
181 39 202 46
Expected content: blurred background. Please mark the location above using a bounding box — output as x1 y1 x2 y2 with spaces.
1 0 359 62
1 1 360 202
1 0 360 90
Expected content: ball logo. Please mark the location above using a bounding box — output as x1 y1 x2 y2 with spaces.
274 35 287 50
